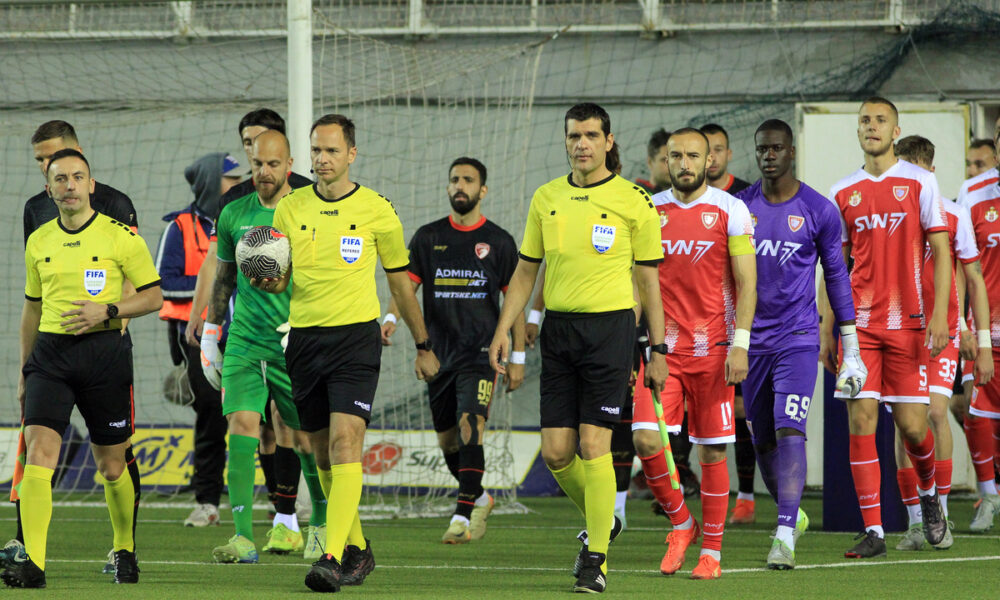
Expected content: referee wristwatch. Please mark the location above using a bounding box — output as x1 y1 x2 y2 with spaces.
415 339 433 352
106 303 119 320
649 343 668 355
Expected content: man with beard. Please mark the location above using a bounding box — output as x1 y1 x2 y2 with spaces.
632 127 756 580
382 157 525 543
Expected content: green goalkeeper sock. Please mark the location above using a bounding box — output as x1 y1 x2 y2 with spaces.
295 450 327 527
227 434 259 541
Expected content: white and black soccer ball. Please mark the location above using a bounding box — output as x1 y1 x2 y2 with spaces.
235 226 291 280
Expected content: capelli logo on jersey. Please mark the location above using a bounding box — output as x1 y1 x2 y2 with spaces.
570 195 589 202
756 239 803 267
63 240 81 247
320 210 339 216
662 239 715 263
854 212 906 236
849 190 862 207
600 406 620 416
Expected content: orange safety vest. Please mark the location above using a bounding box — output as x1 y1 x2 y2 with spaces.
159 211 211 321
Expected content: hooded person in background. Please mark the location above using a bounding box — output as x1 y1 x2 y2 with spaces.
155 152 244 527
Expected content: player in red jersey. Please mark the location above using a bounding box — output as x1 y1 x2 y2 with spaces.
822 98 953 558
957 117 1000 532
891 136 993 550
632 128 757 580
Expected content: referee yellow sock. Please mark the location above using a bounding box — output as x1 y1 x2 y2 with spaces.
318 466 333 499
346 511 366 550
549 455 587 517
102 469 136 553
21 465 54 570
324 462 362 562
582 453 615 570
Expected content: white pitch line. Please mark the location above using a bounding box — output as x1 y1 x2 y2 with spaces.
48 554 1000 574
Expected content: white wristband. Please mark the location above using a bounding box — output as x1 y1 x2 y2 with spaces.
382 313 397 326
527 309 543 326
839 324 857 336
732 328 750 350
977 329 992 349
959 318 969 332
509 351 526 365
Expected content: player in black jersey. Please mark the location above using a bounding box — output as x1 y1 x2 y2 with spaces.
2 121 142 574
382 157 525 543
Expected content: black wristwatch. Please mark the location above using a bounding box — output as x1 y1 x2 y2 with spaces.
415 339 433 352
649 343 669 355
106 303 119 319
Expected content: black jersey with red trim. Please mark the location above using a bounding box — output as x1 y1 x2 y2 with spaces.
720 174 751 195
407 215 518 371
23 181 138 246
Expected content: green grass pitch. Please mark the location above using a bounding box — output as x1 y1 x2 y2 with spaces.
7 495 998 599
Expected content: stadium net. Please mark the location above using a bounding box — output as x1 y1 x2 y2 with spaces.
0 0 997 515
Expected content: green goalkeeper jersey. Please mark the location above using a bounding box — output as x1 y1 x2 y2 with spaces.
214 191 291 362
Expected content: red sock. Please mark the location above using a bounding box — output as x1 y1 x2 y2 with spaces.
964 415 995 483
895 467 918 506
934 459 952 497
639 449 691 527
849 434 881 530
699 458 728 552
902 428 936 491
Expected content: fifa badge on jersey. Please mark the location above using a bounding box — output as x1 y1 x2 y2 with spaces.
986 206 998 223
592 224 616 253
701 212 718 229
340 236 363 264
849 190 862 207
475 242 491 259
893 186 909 201
83 269 107 297
788 215 804 232
659 212 668 228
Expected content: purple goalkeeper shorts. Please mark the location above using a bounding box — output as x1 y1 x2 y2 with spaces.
742 347 818 444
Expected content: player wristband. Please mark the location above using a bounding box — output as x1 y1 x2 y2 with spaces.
527 309 543 326
382 313 397 326
839 324 857 336
977 330 992 349
509 351 526 365
732 328 750 350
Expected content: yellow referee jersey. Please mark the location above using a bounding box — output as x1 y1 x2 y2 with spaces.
519 173 663 313
25 212 161 334
273 183 409 327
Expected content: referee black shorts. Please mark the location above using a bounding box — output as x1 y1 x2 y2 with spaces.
427 364 497 432
539 309 634 430
23 330 134 446
285 320 382 432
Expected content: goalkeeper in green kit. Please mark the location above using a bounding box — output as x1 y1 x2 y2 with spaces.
205 130 329 563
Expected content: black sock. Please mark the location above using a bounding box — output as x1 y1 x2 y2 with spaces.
125 445 141 548
274 445 301 516
259 451 278 510
443 450 461 483
734 417 756 495
14 500 22 544
456 445 485 519
610 421 635 492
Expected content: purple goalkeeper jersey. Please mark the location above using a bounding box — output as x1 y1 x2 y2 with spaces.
737 181 855 354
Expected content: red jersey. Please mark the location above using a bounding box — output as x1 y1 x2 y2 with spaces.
652 186 754 356
958 172 1000 345
830 159 947 331
920 200 980 347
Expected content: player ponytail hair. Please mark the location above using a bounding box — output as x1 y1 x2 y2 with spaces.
607 141 622 174
565 102 622 175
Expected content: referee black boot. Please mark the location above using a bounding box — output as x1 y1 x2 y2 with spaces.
573 551 607 594
340 539 375 586
112 549 139 584
305 553 343 593
1 556 45 588
572 516 623 577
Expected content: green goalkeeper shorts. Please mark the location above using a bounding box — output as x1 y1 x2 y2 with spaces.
221 353 300 430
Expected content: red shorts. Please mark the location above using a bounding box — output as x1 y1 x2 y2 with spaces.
633 353 735 445
835 329 929 404
927 343 960 399
969 350 1000 420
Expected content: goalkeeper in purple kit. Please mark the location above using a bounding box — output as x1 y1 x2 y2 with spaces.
735 119 864 569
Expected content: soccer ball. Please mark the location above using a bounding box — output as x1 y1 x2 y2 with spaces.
235 226 290 280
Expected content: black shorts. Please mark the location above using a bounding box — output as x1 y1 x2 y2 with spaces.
23 330 134 446
427 365 497 432
539 309 634 429
285 321 381 432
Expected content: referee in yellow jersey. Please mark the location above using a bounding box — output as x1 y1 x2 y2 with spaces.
9 149 162 588
253 114 438 593
489 103 668 593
